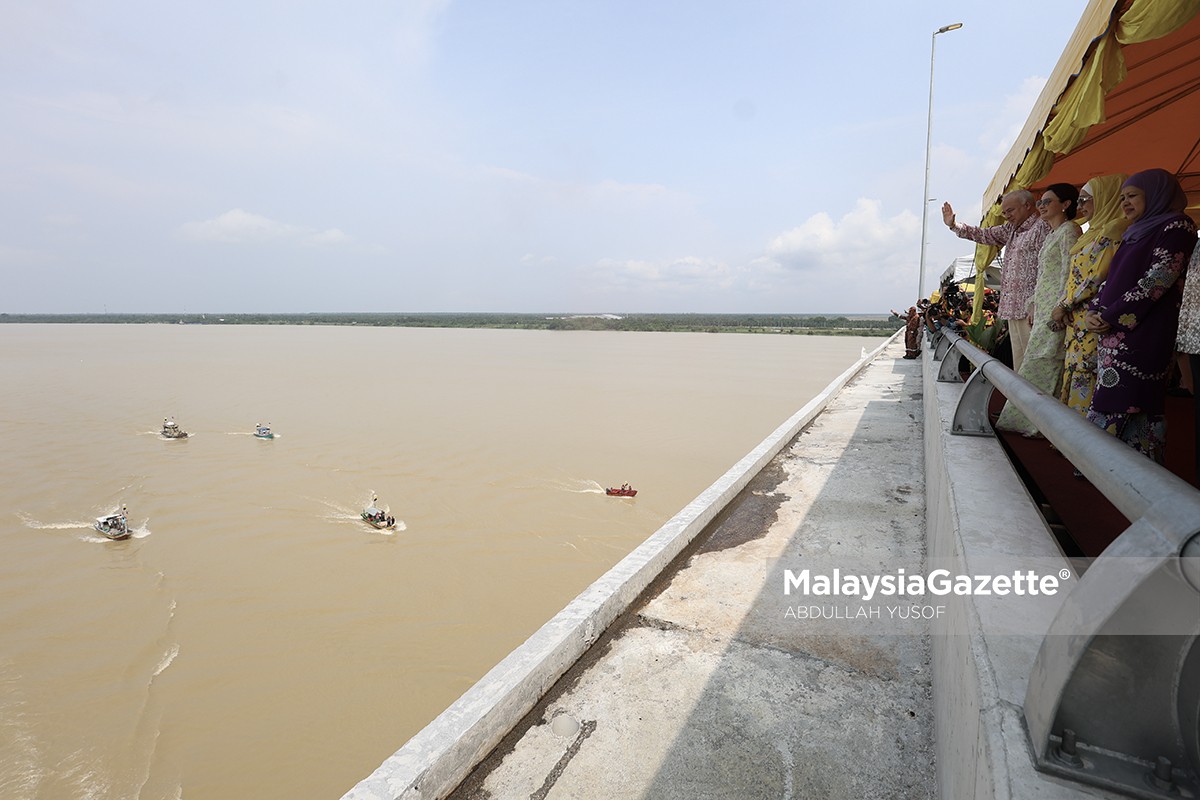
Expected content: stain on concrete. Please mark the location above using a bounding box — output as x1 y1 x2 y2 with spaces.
695 461 790 554
529 719 596 800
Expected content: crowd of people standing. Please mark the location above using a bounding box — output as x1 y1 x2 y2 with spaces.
925 169 1199 477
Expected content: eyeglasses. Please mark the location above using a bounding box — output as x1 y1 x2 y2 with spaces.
1078 195 1093 203
1036 198 1056 206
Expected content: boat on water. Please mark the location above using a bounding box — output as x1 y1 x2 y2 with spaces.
94 506 130 540
161 418 189 439
606 484 637 497
254 422 274 439
361 496 396 530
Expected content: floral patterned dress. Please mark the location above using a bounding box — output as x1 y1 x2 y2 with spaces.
1088 216 1197 462
996 221 1081 435
1060 235 1121 413
1175 245 1200 355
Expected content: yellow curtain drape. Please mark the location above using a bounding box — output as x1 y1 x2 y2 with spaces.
964 0 1200 322
970 233 1001 321
1041 26 1126 155
1116 0 1200 43
1036 0 1200 158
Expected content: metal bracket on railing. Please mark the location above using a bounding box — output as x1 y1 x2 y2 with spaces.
940 332 996 435
937 340 964 383
950 369 995 436
933 331 953 361
1026 523 1200 799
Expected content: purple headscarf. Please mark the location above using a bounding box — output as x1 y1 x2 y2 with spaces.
1121 168 1189 244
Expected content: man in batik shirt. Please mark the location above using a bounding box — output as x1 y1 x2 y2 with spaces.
942 190 1050 372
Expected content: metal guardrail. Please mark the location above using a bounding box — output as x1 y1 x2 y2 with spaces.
930 328 1200 799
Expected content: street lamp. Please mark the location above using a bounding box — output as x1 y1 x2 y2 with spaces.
917 22 962 301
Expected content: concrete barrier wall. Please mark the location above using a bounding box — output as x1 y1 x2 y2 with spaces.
921 350 1125 800
343 333 901 800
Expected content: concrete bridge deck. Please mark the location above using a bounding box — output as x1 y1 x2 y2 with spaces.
443 338 934 799
346 337 1143 800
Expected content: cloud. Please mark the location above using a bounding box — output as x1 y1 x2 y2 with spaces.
178 209 350 246
592 179 675 200
764 198 920 274
305 228 350 246
577 199 922 309
589 256 735 293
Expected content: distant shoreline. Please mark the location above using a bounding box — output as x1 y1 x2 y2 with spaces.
0 312 902 336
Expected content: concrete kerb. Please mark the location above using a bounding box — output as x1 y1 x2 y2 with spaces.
342 330 903 800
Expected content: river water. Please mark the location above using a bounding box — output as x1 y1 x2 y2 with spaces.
0 324 881 799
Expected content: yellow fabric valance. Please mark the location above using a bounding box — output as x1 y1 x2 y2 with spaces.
1116 0 1200 43
1040 26 1126 156
965 0 1200 321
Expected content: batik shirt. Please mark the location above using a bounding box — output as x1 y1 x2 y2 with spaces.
952 215 1050 320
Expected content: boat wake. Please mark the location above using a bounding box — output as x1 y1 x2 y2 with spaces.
311 495 405 533
548 479 606 495
16 512 93 530
367 520 406 536
82 522 151 543
312 497 361 520
0 657 46 798
152 644 180 677
122 591 183 799
17 512 151 542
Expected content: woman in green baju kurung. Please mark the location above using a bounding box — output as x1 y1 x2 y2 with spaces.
996 183 1082 436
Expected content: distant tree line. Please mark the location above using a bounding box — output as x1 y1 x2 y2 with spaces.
0 312 903 336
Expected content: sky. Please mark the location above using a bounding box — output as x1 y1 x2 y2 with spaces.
2 0 1091 314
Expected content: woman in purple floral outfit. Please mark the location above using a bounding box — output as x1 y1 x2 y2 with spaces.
1084 169 1198 463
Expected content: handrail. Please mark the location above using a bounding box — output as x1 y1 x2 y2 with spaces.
931 328 1200 797
932 328 1200 533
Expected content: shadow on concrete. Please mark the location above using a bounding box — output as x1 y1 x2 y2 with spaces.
632 353 933 800
449 344 935 799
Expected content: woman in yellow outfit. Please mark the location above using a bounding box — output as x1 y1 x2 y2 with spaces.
1052 174 1131 414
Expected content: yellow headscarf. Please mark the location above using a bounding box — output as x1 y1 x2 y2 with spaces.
1070 173 1130 258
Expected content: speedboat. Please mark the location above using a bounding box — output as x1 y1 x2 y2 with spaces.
161 418 189 439
361 496 396 530
254 423 274 439
94 506 130 540
606 485 637 497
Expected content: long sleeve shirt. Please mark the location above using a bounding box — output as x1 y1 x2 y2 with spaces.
951 215 1050 320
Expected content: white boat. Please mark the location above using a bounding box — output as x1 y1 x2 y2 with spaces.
94 506 130 540
361 496 396 530
161 418 189 439
254 423 274 439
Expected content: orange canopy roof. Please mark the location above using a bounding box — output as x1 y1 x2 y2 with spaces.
983 0 1200 211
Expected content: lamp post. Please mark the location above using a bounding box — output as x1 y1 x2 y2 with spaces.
918 22 962 301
